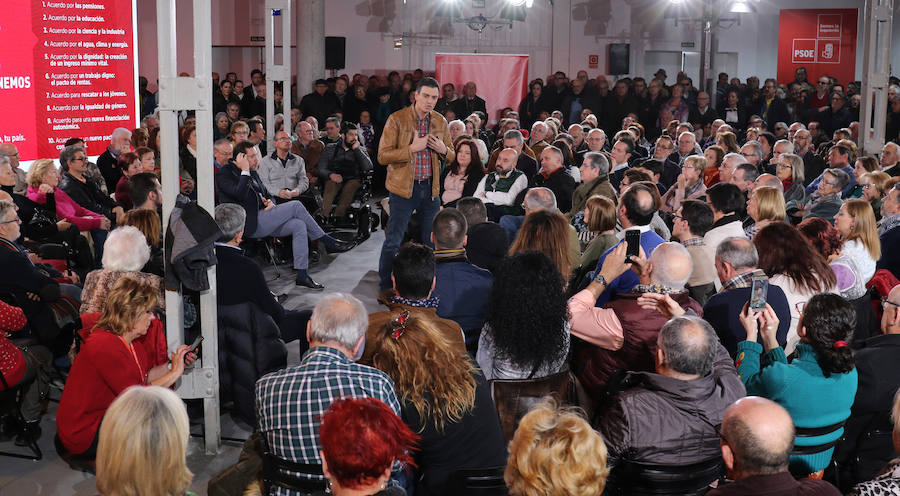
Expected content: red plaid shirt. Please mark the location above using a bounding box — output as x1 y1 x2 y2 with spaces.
413 114 431 180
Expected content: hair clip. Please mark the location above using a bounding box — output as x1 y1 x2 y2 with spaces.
390 310 410 340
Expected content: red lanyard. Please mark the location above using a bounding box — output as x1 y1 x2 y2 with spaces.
118 335 145 382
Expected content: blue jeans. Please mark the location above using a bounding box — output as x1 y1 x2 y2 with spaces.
378 180 440 289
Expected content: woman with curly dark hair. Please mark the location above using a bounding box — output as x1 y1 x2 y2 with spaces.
368 312 507 495
439 140 483 207
753 222 836 354
477 251 570 380
736 293 857 477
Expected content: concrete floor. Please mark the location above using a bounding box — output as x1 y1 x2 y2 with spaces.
0 228 387 495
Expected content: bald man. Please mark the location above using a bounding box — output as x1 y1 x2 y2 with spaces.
834 284 900 489
0 143 26 195
710 397 840 495
572 241 706 395
473 148 528 222
597 316 744 487
881 141 900 177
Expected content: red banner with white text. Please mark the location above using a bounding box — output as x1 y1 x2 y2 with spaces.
435 53 529 126
777 9 858 86
0 0 138 162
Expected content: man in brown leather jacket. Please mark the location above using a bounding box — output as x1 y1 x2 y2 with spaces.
377 77 455 290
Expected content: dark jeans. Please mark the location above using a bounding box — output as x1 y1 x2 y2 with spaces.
378 180 440 289
90 228 108 267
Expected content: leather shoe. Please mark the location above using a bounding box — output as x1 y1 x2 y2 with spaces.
323 239 355 254
296 275 324 290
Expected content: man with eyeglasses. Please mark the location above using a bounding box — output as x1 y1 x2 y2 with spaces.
258 130 310 204
791 129 825 186
0 143 27 195
59 144 125 226
833 283 900 490
292 121 326 187
877 183 900 278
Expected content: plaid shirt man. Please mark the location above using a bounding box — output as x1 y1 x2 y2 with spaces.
721 271 756 291
413 114 431 180
255 346 400 495
681 237 705 247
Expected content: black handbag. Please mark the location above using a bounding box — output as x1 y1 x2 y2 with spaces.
27 193 59 240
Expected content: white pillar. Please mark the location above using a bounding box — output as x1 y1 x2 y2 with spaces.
156 0 220 455
296 0 325 107
860 0 894 155
266 0 292 147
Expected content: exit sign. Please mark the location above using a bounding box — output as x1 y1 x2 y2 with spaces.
681 41 696 48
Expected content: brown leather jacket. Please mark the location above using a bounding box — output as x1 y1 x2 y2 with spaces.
292 139 325 182
377 106 455 199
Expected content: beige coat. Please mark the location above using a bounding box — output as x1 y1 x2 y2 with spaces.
378 106 455 199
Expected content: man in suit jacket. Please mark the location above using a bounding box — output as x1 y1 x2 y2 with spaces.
450 81 487 120
833 284 900 490
213 203 311 347
215 140 353 289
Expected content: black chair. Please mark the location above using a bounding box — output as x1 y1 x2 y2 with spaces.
261 451 327 494
489 369 580 442
0 369 42 460
604 457 725 496
792 420 846 457
445 466 509 496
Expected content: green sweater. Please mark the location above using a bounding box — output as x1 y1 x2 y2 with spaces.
736 341 858 475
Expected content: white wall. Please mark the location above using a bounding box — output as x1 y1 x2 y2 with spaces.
136 0 900 88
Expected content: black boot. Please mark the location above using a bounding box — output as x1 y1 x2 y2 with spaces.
14 420 41 447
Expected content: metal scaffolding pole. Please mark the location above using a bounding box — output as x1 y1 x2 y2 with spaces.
266 0 292 149
156 0 220 454
860 0 894 156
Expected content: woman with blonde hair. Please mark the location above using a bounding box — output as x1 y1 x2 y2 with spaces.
510 209 576 279
368 313 506 494
124 209 163 277
580 195 617 270
833 199 880 283
745 186 786 238
96 386 194 496
57 278 194 459
505 401 609 496
859 171 892 220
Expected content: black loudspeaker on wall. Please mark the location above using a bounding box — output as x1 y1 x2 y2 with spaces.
325 36 346 70
609 43 630 75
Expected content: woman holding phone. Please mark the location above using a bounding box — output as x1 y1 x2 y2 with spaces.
56 277 195 462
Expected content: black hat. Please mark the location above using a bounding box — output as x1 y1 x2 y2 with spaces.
315 79 328 86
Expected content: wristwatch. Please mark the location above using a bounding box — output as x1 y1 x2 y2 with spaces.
593 273 608 288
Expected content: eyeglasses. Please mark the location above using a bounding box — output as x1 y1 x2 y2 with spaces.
818 81 829 85
882 297 900 309
795 301 806 314
72 156 87 162
862 184 873 189
776 163 792 169
821 179 838 187
0 216 21 225
741 152 756 157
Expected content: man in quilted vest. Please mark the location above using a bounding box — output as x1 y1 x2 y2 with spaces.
473 148 528 222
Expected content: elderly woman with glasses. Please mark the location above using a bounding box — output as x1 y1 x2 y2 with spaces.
786 168 849 223
858 171 892 221
775 153 806 203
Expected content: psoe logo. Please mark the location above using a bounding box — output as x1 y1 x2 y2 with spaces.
792 39 817 63
817 39 841 63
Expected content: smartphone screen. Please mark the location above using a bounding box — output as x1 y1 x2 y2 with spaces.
749 275 769 310
625 230 641 261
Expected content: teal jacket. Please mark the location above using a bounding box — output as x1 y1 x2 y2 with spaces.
736 341 858 475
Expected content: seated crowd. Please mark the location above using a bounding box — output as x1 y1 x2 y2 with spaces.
1 64 900 496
